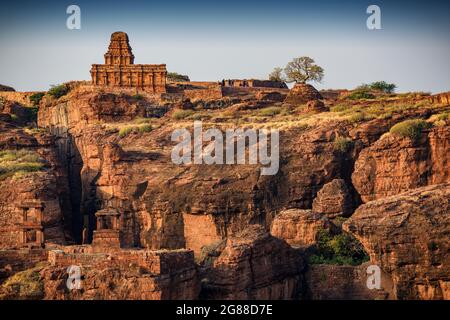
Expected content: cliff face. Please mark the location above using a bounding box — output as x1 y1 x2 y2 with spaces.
37 86 371 254
0 121 69 248
40 249 200 300
0 82 447 300
200 225 304 300
305 262 394 300
352 126 449 203
344 183 450 300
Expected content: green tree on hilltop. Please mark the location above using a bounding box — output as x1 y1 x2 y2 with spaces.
284 56 324 84
268 67 285 82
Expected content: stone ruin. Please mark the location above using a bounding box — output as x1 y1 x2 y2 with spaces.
16 200 45 249
91 208 120 251
285 83 323 105
90 32 167 93
221 78 287 89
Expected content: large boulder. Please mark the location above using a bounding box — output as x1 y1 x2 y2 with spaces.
312 179 353 218
285 83 323 105
270 209 336 247
201 225 304 299
343 183 450 300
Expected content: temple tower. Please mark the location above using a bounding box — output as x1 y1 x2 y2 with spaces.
17 200 45 248
104 32 135 66
92 208 121 251
90 31 167 93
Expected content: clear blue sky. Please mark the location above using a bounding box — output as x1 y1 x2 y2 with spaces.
0 0 449 93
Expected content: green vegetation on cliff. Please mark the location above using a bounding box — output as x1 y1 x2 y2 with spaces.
47 84 69 99
333 136 354 153
167 72 190 82
389 119 431 141
118 124 153 137
308 229 369 266
29 92 45 106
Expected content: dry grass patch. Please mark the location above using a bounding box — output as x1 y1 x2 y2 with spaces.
0 264 46 300
0 150 46 180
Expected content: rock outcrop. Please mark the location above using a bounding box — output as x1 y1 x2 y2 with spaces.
37 85 368 254
285 83 323 105
352 126 450 202
14 82 446 301
40 249 199 300
0 123 70 248
270 209 335 247
429 92 450 105
201 225 304 299
305 262 394 300
255 91 286 102
343 183 450 300
312 179 353 218
303 100 329 113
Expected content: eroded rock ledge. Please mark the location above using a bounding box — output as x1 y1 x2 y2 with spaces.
344 183 450 300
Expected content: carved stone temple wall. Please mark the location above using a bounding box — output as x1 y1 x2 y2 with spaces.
90 32 167 93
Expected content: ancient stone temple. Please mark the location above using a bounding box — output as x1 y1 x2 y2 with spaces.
92 208 121 250
17 200 45 248
90 32 167 93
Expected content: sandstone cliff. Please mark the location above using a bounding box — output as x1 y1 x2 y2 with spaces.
0 120 70 248
0 81 448 300
352 126 449 202
200 225 304 299
344 183 450 300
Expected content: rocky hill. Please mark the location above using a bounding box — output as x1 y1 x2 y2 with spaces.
0 82 448 300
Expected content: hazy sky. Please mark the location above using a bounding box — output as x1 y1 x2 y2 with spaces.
0 0 449 93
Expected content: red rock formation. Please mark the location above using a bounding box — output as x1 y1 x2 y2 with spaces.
303 99 329 113
270 209 336 247
37 86 376 253
305 262 394 300
0 101 29 121
201 225 304 299
0 123 70 248
312 179 353 218
255 91 286 102
285 83 323 105
429 92 450 105
343 183 450 300
352 126 450 202
31 82 449 301
222 79 287 89
40 248 199 300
